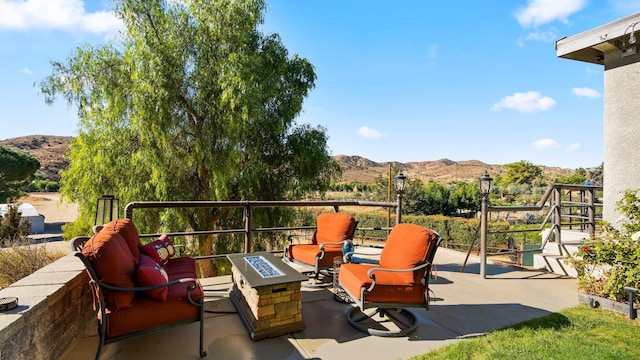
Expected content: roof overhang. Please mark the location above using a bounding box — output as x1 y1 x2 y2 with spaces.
556 12 640 65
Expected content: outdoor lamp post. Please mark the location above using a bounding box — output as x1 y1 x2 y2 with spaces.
95 195 119 226
395 172 407 224
479 171 493 279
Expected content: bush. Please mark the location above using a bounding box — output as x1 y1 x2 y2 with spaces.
568 188 640 302
0 202 31 246
0 239 64 289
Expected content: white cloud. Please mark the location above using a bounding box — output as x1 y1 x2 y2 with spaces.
566 143 582 152
356 126 384 139
491 91 556 113
515 0 586 27
0 0 123 34
532 138 560 149
572 87 602 99
18 67 32 74
525 29 558 42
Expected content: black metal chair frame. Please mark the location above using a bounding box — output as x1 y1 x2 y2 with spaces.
70 237 207 360
340 235 442 337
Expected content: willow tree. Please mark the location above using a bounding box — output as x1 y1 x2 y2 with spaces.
40 0 339 275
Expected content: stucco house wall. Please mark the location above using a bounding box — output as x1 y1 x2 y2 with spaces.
603 58 640 222
557 13 640 225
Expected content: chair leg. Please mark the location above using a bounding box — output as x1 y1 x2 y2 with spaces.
346 307 419 337
199 299 207 358
95 333 105 360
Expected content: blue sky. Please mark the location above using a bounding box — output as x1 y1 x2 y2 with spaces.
1 1 639 169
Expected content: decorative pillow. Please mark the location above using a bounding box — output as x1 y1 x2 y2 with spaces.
140 234 175 266
137 254 169 301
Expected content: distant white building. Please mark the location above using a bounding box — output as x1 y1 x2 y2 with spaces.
0 203 45 234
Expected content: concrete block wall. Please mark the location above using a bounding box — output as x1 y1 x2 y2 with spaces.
0 254 93 360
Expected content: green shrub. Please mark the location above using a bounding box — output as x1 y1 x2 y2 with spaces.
351 212 511 249
568 188 640 302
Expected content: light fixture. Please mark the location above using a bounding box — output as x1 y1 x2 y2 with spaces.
623 22 639 46
95 195 119 225
395 172 407 194
479 171 493 196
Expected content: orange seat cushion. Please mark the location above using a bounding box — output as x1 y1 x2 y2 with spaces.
105 279 203 338
338 263 425 304
288 244 343 267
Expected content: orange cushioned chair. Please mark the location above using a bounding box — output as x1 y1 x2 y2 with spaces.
338 223 442 336
71 218 206 360
284 212 357 283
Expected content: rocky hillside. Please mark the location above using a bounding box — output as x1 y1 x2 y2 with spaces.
335 155 573 185
0 135 574 185
0 135 72 182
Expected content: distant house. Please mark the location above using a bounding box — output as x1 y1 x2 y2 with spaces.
0 203 45 234
556 12 640 224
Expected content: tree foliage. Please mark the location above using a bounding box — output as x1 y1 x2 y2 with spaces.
40 0 338 272
501 160 543 186
555 168 587 185
0 146 40 203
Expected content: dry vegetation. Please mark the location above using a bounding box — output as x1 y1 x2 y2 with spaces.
0 241 64 289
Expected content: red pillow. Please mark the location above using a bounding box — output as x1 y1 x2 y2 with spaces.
140 234 175 265
137 254 169 301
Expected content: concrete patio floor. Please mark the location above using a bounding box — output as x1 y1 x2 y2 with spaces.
60 247 578 360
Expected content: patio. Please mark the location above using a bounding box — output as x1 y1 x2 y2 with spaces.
60 247 577 360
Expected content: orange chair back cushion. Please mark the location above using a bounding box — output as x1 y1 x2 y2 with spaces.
314 212 356 249
82 231 137 310
379 224 438 282
102 218 142 263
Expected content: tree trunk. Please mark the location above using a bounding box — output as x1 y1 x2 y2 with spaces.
198 234 218 277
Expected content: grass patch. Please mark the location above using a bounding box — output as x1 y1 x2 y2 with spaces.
411 305 640 360
0 241 64 289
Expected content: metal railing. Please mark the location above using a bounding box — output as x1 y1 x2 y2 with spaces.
470 183 603 276
124 199 399 258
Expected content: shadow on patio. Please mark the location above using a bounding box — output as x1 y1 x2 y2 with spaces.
60 247 577 360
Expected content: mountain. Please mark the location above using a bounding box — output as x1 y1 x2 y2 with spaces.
0 135 72 182
334 155 574 185
0 135 575 185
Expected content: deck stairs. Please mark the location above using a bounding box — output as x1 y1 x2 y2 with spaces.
532 229 591 278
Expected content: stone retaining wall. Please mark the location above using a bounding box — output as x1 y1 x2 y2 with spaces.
0 254 92 360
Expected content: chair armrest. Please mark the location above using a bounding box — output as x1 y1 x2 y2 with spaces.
287 233 312 245
318 240 347 250
99 277 202 306
69 236 90 252
99 277 198 293
366 261 430 278
364 262 431 293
